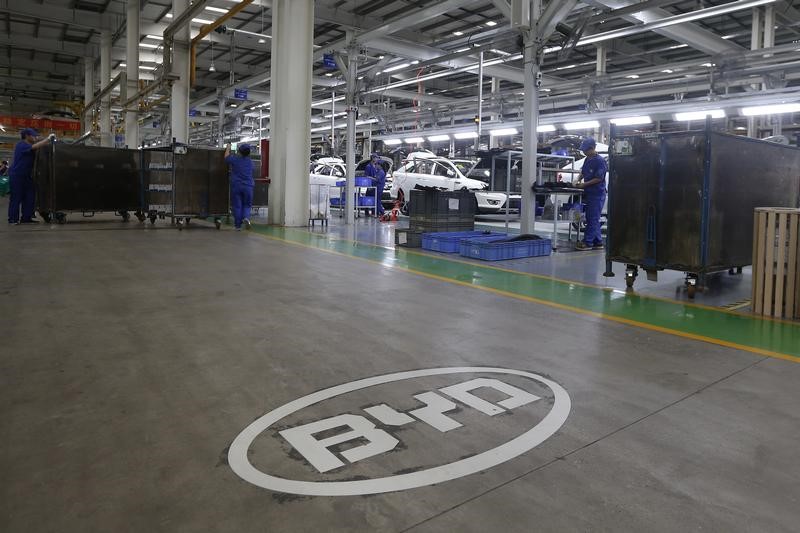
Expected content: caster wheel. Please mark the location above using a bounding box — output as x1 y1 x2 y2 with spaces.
687 284 697 299
42 212 52 224
177 219 184 231
215 220 222 230
625 276 635 289
121 211 130 222
149 215 157 225
135 211 146 222
56 213 67 225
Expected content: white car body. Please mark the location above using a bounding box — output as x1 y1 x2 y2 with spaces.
451 158 522 214
391 152 507 213
309 158 346 189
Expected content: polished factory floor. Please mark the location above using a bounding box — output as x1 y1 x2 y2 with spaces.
2 206 800 532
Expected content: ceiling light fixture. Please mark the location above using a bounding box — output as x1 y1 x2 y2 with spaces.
489 127 518 136
453 31 464 36
453 132 478 139
383 63 411 73
427 134 451 142
674 109 725 121
741 103 800 116
564 120 600 130
384 139 402 145
537 125 556 133
404 137 425 144
610 116 652 126
486 20 497 27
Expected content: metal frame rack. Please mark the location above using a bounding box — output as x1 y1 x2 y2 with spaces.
141 143 230 230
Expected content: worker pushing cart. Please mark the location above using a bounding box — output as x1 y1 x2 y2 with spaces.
8 128 54 225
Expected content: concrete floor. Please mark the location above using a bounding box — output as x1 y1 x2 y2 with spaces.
2 208 800 532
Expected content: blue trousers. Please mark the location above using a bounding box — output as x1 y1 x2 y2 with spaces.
8 174 35 223
231 184 253 228
374 178 386 215
584 193 605 246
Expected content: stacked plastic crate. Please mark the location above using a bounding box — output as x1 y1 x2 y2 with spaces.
397 189 475 248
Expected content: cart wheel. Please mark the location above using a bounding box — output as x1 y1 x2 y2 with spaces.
215 219 222 230
135 211 146 222
176 219 184 231
687 283 696 299
42 212 52 224
149 214 157 225
56 213 67 225
121 211 130 222
625 276 635 289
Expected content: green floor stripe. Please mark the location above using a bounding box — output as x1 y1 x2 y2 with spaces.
253 225 800 359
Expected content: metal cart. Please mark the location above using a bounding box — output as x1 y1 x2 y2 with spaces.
606 120 800 297
142 143 230 230
32 143 142 224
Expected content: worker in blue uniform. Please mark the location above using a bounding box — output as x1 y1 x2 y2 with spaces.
574 137 607 251
364 153 386 217
8 128 54 225
224 143 254 231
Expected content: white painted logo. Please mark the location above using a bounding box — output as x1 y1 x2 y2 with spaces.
228 367 571 496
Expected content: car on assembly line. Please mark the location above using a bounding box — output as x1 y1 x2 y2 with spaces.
391 152 522 215
309 157 346 189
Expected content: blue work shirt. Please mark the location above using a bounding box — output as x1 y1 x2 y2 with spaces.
365 162 386 185
9 141 34 179
580 154 608 196
226 154 254 188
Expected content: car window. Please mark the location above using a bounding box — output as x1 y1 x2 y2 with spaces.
432 161 455 177
333 165 345 178
355 161 368 172
414 160 434 175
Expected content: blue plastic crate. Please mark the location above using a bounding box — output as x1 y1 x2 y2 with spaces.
358 195 376 206
460 237 552 261
421 231 505 253
355 177 373 187
330 197 342 207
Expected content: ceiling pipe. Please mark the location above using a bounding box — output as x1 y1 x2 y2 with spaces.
190 0 255 87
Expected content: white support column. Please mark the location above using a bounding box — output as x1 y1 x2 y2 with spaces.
596 44 610 144
125 0 140 148
520 35 539 236
83 57 94 135
475 51 484 152
100 30 112 147
217 90 225 147
748 7 762 138
267 0 313 226
344 50 358 226
170 0 190 144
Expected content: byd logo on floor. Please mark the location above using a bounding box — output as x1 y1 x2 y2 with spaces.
228 367 571 496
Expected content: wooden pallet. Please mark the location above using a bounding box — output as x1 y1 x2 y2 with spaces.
752 208 800 319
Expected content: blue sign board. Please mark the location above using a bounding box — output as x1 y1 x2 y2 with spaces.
234 88 248 100
323 53 337 70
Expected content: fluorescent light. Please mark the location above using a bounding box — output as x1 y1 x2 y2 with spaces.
325 73 333 77
384 139 402 145
404 137 425 143
453 31 464 36
383 63 411 73
119 63 126 67
206 6 228 13
146 35 163 41
625 74 640 79
411 60 419 65
537 124 556 133
427 134 451 142
556 64 577 70
700 62 714 67
564 120 600 130
674 109 725 121
258 38 266 44
610 115 652 126
139 43 159 49
165 13 173 18
454 132 478 139
661 69 674 73
192 18 214 24
139 66 157 71
489 128 518 136
486 20 497 26
741 103 800 116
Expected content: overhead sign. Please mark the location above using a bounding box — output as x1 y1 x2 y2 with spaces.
228 367 571 496
234 88 248 100
322 53 337 70
0 115 81 132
